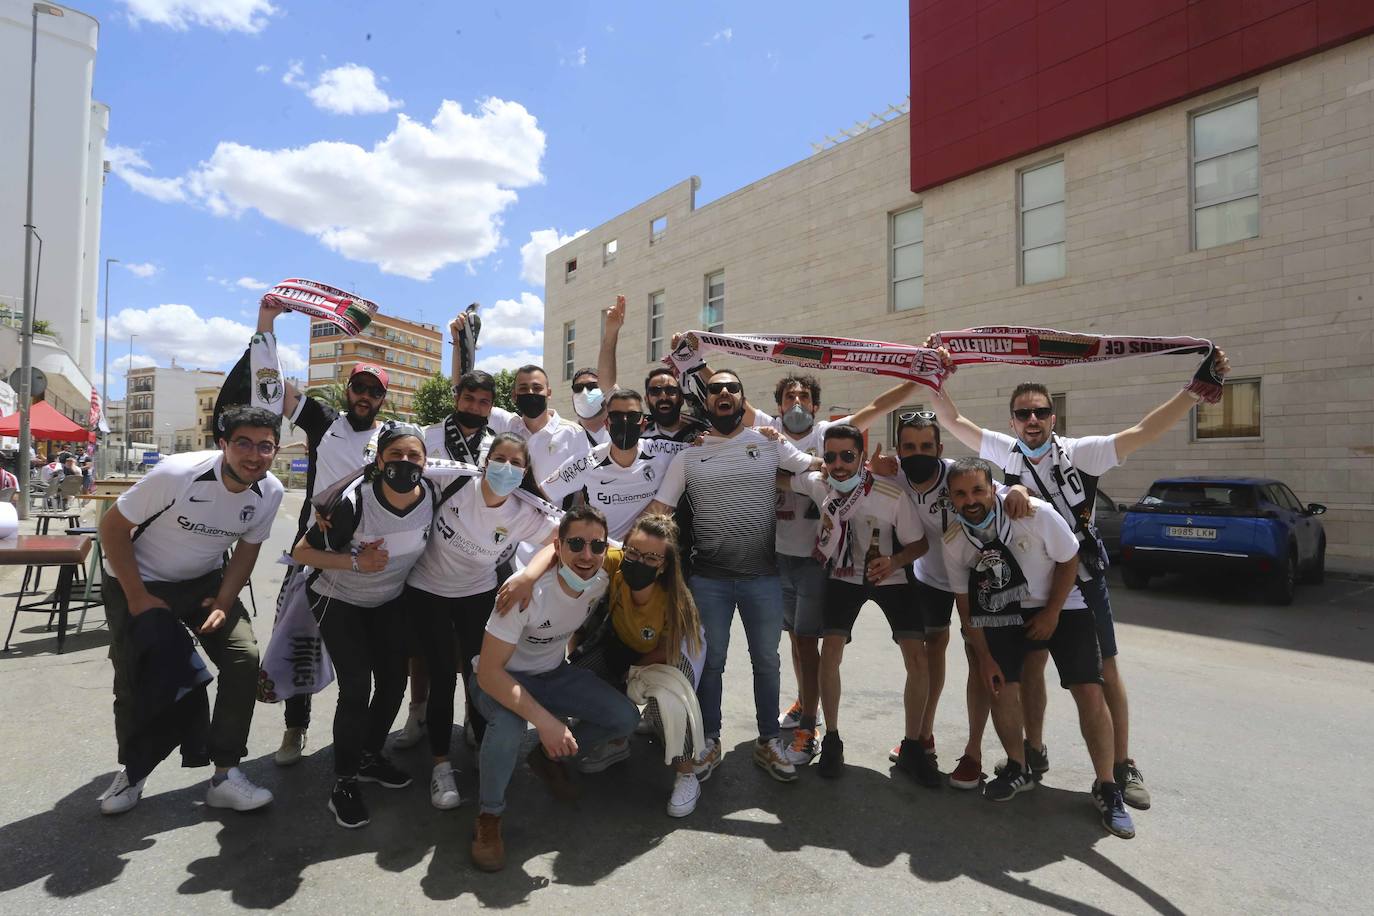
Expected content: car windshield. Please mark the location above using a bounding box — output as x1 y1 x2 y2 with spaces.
1139 483 1256 509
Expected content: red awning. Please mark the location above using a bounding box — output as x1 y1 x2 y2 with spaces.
0 400 89 442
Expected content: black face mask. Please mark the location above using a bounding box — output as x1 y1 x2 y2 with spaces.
452 409 486 430
514 393 547 419
381 460 422 493
620 558 659 591
901 454 941 484
709 406 744 435
608 415 643 451
652 399 682 426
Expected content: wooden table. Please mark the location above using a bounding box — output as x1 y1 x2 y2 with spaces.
1 535 93 654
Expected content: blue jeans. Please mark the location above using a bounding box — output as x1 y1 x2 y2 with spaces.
689 574 785 740
471 663 639 815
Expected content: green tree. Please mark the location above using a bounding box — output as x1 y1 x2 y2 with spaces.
412 372 452 426
493 368 515 413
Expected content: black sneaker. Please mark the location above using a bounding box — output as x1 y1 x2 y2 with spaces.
995 740 1050 780
329 779 369 829
1093 781 1137 839
983 760 1035 802
357 752 412 789
817 732 845 779
894 738 943 788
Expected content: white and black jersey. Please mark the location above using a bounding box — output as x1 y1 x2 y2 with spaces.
541 443 662 541
770 415 853 558
895 458 958 592
107 451 284 584
422 418 494 466
655 428 814 578
489 406 591 481
305 476 436 607
638 419 704 475
285 396 378 540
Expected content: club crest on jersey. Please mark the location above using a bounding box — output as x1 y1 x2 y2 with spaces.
255 368 283 405
975 549 1012 589
240 505 256 523
643 465 655 481
745 444 760 460
493 527 509 545
640 626 656 641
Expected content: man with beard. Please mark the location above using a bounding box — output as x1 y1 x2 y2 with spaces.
219 301 395 764
941 459 1135 839
645 370 818 783
96 406 284 815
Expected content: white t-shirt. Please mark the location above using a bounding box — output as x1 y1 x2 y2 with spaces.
790 471 925 586
108 451 283 583
422 419 494 465
490 406 593 482
484 567 609 674
406 478 557 598
942 496 1086 610
980 431 1120 529
896 458 957 592
541 444 662 542
770 414 852 557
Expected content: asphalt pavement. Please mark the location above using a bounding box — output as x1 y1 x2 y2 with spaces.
1 490 1370 915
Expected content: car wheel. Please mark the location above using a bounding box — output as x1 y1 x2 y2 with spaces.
1303 536 1326 585
1122 567 1150 590
1267 548 1297 606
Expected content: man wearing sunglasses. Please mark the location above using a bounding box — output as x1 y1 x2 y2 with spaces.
569 368 610 447
929 348 1230 812
645 370 819 783
96 406 285 816
541 389 663 541
469 505 640 871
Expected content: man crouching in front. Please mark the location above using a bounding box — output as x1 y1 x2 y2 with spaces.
468 505 640 871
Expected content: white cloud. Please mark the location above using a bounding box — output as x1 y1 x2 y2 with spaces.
303 64 404 115
235 276 268 290
105 303 306 372
705 27 733 46
475 348 542 375
112 354 157 373
124 262 160 278
121 0 278 34
105 145 188 204
477 293 544 350
281 59 305 88
112 99 546 280
562 46 587 67
520 227 587 286
255 63 271 74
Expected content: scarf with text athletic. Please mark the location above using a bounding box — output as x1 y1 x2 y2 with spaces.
927 326 1225 403
812 468 874 578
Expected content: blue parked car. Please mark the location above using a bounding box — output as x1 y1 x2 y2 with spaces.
1120 476 1326 605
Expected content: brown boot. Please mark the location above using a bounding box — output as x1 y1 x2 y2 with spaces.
470 813 505 872
526 746 581 801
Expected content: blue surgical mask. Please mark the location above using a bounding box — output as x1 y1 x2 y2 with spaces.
959 501 999 531
828 473 862 493
558 563 597 593
484 460 524 497
1018 437 1053 459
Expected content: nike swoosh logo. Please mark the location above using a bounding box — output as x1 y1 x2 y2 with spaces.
697 454 716 462
189 496 211 502
599 479 619 485
328 431 346 438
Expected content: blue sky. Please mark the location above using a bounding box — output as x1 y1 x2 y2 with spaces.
93 0 909 397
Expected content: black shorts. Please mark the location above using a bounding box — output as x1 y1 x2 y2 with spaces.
912 579 955 636
983 608 1103 689
822 579 924 642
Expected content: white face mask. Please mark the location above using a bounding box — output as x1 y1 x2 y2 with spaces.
572 387 604 419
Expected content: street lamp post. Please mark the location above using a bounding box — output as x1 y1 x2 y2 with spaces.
17 2 67 520
101 257 118 480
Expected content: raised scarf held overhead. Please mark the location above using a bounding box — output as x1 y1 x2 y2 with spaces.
928 326 1225 404
262 278 378 337
453 302 481 378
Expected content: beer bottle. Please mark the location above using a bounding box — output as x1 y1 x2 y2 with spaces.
863 529 882 590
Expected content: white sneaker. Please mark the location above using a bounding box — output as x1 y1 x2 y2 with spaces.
275 727 307 766
205 767 273 812
430 762 461 810
99 768 145 815
667 771 701 817
578 737 632 774
692 738 722 782
391 702 427 749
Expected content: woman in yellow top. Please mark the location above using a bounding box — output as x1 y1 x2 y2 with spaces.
499 513 705 816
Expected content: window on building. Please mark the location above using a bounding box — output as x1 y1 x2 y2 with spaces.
1052 392 1068 435
1192 95 1259 250
603 239 618 265
891 207 924 311
651 215 667 243
1019 159 1065 284
566 257 578 281
311 323 341 338
1194 377 1261 440
563 321 576 381
648 291 665 361
703 271 725 333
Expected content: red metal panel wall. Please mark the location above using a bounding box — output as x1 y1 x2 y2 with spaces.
909 0 1374 191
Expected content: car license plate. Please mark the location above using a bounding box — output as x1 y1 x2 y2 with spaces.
1166 526 1216 540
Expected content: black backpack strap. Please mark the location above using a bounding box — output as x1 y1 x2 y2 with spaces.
437 473 474 508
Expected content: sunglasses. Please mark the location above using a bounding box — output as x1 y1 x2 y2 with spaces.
623 545 665 566
570 382 599 394
899 410 936 423
823 449 860 464
608 411 644 424
706 381 742 395
1012 407 1055 421
349 379 385 398
646 385 681 397
564 537 608 555
229 437 279 457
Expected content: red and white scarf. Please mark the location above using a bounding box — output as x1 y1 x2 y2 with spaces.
812 469 873 577
262 278 378 337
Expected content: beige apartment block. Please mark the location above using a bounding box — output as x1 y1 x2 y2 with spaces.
544 37 1374 561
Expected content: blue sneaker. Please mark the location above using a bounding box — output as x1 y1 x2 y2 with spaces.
1093 781 1136 839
